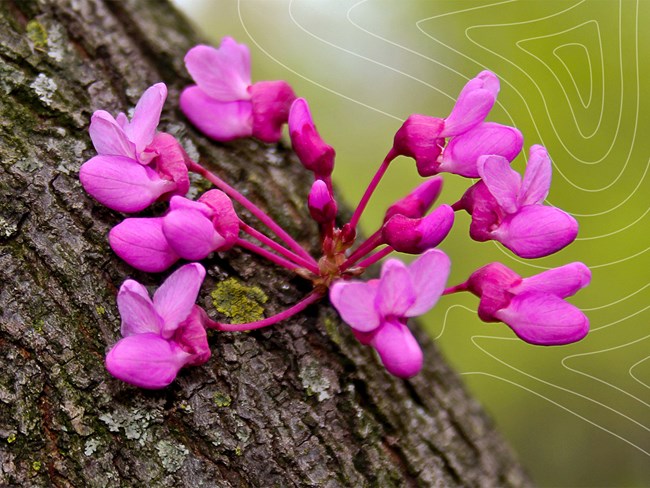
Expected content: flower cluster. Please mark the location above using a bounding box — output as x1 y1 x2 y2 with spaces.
79 36 590 388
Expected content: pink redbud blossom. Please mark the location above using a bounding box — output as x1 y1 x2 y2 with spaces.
438 122 523 178
289 98 335 177
459 147 578 258
391 71 500 176
384 177 443 221
105 263 211 389
308 180 337 223
465 262 591 345
330 249 451 378
80 83 190 212
181 38 296 143
382 205 454 254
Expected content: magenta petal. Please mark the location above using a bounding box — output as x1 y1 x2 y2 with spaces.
308 179 337 223
153 263 206 338
494 205 579 258
495 293 589 345
89 111 136 158
406 249 451 316
512 262 591 298
126 83 167 154
250 80 296 143
109 218 180 272
173 306 211 366
371 319 423 378
478 155 522 214
442 71 499 137
180 86 253 141
519 145 552 206
382 205 453 254
162 208 225 260
289 98 336 176
377 260 416 318
385 177 443 221
117 280 163 337
105 334 191 389
198 190 239 248
392 115 445 177
79 155 175 212
149 133 190 198
329 280 381 333
440 122 523 178
184 41 251 101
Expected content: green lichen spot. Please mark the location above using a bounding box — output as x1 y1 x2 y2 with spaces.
211 278 268 323
95 305 106 315
324 315 342 345
26 20 48 49
212 392 232 408
32 461 42 472
7 434 16 444
234 446 243 456
33 319 44 334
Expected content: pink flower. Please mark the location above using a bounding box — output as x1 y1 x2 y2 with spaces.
181 38 296 143
458 146 578 258
330 249 451 378
392 71 501 176
465 262 591 345
105 263 211 389
289 98 335 178
80 83 190 212
109 190 239 272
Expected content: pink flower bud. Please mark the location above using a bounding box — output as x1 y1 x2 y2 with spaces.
289 98 335 177
308 180 337 223
382 205 454 254
384 177 443 222
250 80 296 143
439 123 523 177
466 262 521 321
392 114 445 176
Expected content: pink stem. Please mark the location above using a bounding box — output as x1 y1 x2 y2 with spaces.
443 282 469 295
340 230 384 270
240 221 319 274
451 200 465 212
188 160 316 265
236 238 304 273
347 149 397 230
356 246 394 269
208 291 324 332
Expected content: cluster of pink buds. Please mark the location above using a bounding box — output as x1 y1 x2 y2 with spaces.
79 37 590 389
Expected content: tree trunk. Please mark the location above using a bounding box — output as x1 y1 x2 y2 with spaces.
0 1 531 486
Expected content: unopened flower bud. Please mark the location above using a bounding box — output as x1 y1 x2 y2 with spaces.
382 205 454 254
308 180 337 223
289 98 335 177
392 114 445 176
384 177 443 222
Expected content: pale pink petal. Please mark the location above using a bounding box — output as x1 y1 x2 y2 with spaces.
439 123 523 178
495 293 589 345
377 260 416 318
511 262 591 298
184 41 251 101
519 145 552 206
371 319 423 378
105 334 192 389
162 208 225 260
329 280 381 333
126 83 167 154
180 86 253 141
251 80 296 143
493 205 579 258
79 155 175 212
109 218 180 272
406 249 451 316
478 155 522 214
442 71 499 137
117 280 163 337
89 111 136 159
153 263 206 339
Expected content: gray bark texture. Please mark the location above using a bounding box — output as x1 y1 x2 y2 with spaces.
0 1 532 486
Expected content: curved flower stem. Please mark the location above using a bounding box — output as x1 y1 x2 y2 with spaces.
451 200 465 212
240 221 320 274
356 245 394 269
236 238 305 273
188 160 317 265
443 282 469 295
347 148 397 230
340 230 383 271
208 291 324 332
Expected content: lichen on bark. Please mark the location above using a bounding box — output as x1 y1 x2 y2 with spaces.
0 0 531 486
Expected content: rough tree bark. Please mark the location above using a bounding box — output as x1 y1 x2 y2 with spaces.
0 1 531 486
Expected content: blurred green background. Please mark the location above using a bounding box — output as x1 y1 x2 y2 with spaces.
172 1 649 486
